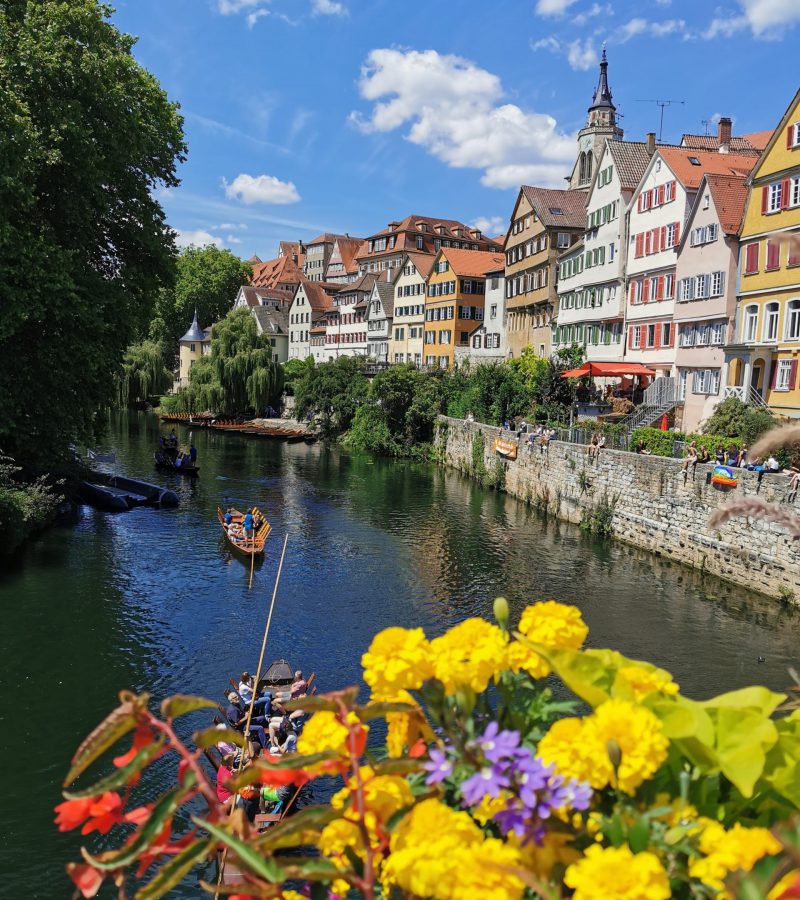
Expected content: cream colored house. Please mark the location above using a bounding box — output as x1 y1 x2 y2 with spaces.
177 311 211 387
388 253 432 366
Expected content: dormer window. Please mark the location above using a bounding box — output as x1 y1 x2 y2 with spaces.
688 156 701 166
416 222 428 232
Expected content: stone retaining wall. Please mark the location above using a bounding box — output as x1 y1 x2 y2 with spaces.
437 416 800 601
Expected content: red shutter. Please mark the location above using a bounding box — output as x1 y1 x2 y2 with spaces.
629 281 636 303
789 125 795 149
645 231 652 254
770 361 779 389
635 233 644 257
654 323 662 347
673 222 680 245
642 279 650 303
782 179 791 210
656 276 664 300
653 228 661 253
658 184 666 205
637 194 643 213
762 185 769 214
791 360 798 390
660 225 667 249
628 326 634 349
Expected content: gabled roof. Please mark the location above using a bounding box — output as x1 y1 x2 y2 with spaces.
307 232 342 246
391 251 435 283
329 236 364 274
252 307 289 336
656 148 757 191
337 272 377 296
440 248 506 277
741 130 772 152
680 134 763 155
705 174 750 235
605 141 654 191
748 88 800 184
356 215 502 259
520 186 588 229
250 254 304 289
371 280 395 318
294 279 333 312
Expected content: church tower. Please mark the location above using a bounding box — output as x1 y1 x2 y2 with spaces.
569 48 624 189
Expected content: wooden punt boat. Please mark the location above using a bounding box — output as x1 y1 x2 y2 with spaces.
217 506 271 556
154 448 199 476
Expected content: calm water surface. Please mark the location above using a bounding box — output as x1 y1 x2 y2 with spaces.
2 410 799 897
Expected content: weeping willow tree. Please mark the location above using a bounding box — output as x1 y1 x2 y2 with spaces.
116 341 173 406
163 308 283 416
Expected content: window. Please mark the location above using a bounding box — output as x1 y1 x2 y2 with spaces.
631 324 641 348
775 359 794 391
662 323 672 346
711 271 725 296
711 321 725 345
692 369 721 395
791 176 800 208
680 278 693 302
767 182 783 213
744 243 759 275
787 300 800 341
764 302 779 342
790 123 800 148
664 273 675 299
766 240 781 271
743 304 759 342
416 236 424 250
695 274 709 299
557 232 570 249
665 223 678 248
646 323 656 347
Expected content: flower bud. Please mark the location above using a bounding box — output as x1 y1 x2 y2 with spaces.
493 596 510 628
606 738 622 772
455 686 476 716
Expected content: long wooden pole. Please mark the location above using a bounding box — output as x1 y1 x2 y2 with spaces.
248 539 256 591
216 533 289 897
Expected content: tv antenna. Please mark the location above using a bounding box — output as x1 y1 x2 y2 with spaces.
632 99 686 143
701 118 712 136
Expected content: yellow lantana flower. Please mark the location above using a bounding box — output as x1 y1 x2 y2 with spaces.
690 821 781 894
384 689 421 758
430 617 508 693
617 665 679 701
361 626 434 701
564 844 671 900
539 700 668 795
508 600 589 678
512 830 582 879
296 710 367 772
383 798 524 900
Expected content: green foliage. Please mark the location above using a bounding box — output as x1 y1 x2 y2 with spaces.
580 490 617 536
471 431 487 483
0 455 62 555
703 397 775 445
115 341 173 406
150 246 252 356
294 357 369 435
346 405 398 456
281 357 314 395
166 308 282 415
632 427 746 458
0 0 186 468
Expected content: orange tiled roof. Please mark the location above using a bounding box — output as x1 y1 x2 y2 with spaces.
657 147 757 191
741 130 772 151
680 134 763 155
250 254 304 290
356 214 502 260
440 248 506 278
295 278 334 312
331 236 364 274
703 173 750 236
520 187 588 229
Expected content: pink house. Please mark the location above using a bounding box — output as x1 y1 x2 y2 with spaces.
673 174 749 432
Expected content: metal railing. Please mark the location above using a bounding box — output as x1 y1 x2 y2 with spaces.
722 384 769 409
617 377 678 435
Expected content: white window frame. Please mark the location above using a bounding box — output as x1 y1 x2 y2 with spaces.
768 182 783 214
786 299 800 341
763 302 780 342
776 359 793 391
743 304 759 342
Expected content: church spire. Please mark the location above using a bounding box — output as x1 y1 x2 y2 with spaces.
589 46 615 113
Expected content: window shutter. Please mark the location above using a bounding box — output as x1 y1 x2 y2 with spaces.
629 281 636 303
642 279 650 303
628 327 634 349
673 222 680 245
770 361 779 389
645 231 652 254
789 125 795 149
782 179 791 210
654 323 662 347
658 185 665 205
761 185 769 214
656 276 664 300
635 233 644 257
654 228 661 253
660 225 667 249
792 360 798 390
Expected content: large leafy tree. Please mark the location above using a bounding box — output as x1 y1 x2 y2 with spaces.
294 357 369 435
150 246 252 361
0 0 186 467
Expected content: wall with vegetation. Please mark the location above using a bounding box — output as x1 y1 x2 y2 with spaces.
438 416 800 601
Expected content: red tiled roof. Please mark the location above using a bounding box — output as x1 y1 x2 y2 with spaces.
657 148 757 191
329 236 364 274
295 278 334 312
520 187 588 229
741 130 772 151
440 248 506 277
250 255 303 290
704 173 750 235
356 214 502 260
680 134 763 155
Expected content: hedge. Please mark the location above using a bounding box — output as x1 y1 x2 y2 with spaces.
630 427 745 458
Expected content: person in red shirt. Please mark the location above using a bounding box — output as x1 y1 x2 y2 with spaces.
216 754 236 807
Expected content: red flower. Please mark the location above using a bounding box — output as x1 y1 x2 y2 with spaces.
55 797 94 832
775 875 800 900
81 792 125 835
408 738 427 758
66 863 104 898
123 804 152 827
113 724 156 769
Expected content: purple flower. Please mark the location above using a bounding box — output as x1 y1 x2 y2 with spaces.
494 805 528 838
423 746 453 785
476 721 521 764
461 765 511 805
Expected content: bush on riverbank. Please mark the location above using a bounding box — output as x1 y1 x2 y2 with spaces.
58 598 800 900
702 396 775 446
631 426 745 458
0 455 62 555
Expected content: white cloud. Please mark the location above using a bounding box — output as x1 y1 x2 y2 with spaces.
223 173 301 205
311 0 347 15
736 0 800 36
617 17 686 41
247 8 269 26
534 0 579 16
175 229 224 249
218 222 248 230
217 0 262 13
471 216 507 236
703 15 747 37
566 38 598 70
350 48 575 189
226 234 243 245
573 2 613 25
655 0 671 5
532 35 561 52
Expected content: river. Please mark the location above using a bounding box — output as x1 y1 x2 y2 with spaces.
1 410 798 898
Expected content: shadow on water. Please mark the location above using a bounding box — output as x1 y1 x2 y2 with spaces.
1 409 799 897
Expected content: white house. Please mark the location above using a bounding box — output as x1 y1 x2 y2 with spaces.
388 253 431 365
366 281 394 363
288 280 333 360
324 273 375 359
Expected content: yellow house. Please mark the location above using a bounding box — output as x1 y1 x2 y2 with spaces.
177 310 211 387
424 248 505 368
727 88 800 416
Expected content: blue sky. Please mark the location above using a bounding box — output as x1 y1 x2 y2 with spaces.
111 0 798 257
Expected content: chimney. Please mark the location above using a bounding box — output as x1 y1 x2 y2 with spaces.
717 116 732 153
646 132 656 155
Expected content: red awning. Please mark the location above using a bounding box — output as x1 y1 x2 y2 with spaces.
561 362 657 379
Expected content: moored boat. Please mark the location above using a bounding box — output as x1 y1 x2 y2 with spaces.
154 447 199 476
217 506 271 556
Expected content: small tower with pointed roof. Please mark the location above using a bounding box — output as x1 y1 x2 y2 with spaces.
177 310 211 387
569 48 624 190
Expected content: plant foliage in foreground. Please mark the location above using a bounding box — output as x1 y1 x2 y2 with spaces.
57 597 800 899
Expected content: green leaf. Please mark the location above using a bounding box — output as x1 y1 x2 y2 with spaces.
192 726 245 750
83 783 193 871
279 857 342 880
628 817 651 853
700 686 786 716
356 701 417 721
64 701 138 786
604 813 625 848
160 694 218 720
193 817 283 883
712 707 778 797
761 717 800 809
134 838 213 900
253 806 339 852
515 641 616 708
64 739 165 799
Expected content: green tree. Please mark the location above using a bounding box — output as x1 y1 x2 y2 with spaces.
282 356 314 396
702 396 775 445
116 340 173 407
0 0 185 467
151 246 252 358
294 357 369 435
164 308 283 416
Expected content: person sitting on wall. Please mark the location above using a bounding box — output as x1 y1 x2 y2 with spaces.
698 445 711 464
635 441 651 455
587 433 600 462
766 455 782 472
682 441 698 476
715 445 725 464
727 446 741 467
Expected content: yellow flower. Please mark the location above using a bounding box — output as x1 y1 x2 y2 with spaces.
279 893 307 900
507 600 589 678
768 871 800 900
511 830 581 880
617 665 679 701
690 822 781 894
297 710 367 771
538 700 668 795
382 798 524 900
361 627 434 701
384 690 421 758
318 817 362 896
564 844 671 900
430 617 508 693
472 790 512 825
